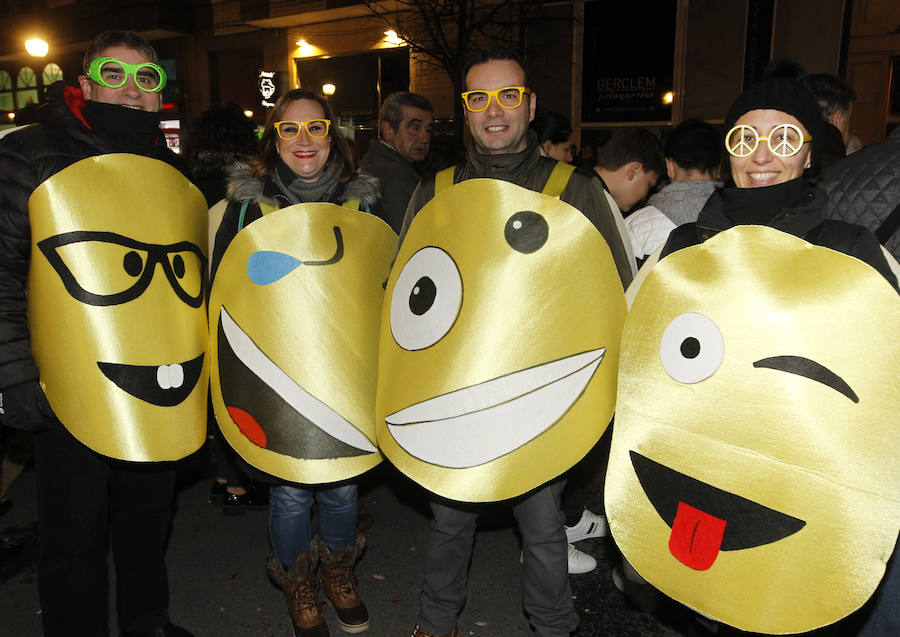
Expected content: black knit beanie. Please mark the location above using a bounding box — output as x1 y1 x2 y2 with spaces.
724 77 823 136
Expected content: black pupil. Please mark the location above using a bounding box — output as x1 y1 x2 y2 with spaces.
409 277 436 316
172 254 186 278
504 211 549 254
680 337 701 359
123 251 142 277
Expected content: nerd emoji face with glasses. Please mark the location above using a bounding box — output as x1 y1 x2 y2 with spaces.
726 110 813 189
462 58 536 155
79 45 165 112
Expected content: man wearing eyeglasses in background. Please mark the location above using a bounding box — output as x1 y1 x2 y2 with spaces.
400 51 635 637
0 30 194 637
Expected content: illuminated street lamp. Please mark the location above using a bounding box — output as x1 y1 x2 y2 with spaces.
243 109 253 119
322 83 336 96
25 38 49 57
662 91 674 105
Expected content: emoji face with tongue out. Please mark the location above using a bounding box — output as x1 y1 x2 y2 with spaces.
26 154 209 461
210 202 395 484
375 177 627 502
606 225 900 635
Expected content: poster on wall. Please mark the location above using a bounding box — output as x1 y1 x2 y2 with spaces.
581 1 675 122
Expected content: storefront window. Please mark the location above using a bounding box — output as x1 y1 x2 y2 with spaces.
43 63 63 85
0 70 13 111
16 66 38 109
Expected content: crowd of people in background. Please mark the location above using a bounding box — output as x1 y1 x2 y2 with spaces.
0 27 897 637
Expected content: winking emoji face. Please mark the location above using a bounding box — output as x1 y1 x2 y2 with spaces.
376 177 627 502
606 225 900 634
210 202 395 484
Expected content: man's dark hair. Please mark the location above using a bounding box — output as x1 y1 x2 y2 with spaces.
83 30 158 70
664 119 721 175
530 111 572 145
380 92 434 131
597 127 664 175
801 73 857 119
463 49 531 89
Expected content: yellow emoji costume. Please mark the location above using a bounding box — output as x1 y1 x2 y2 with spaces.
27 154 209 461
607 225 900 634
376 166 627 502
210 202 394 483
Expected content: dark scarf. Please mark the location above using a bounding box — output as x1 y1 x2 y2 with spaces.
718 178 809 225
82 101 162 155
465 130 542 181
274 158 342 204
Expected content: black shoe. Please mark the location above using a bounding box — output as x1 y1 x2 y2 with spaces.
209 480 227 505
223 484 269 516
121 622 194 637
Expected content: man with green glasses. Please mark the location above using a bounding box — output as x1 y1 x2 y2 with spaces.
401 51 635 637
0 30 194 637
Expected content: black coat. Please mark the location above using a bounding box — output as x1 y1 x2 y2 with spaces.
661 180 898 291
0 82 187 390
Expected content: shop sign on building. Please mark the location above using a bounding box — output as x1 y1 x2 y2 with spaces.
581 1 675 122
259 70 278 108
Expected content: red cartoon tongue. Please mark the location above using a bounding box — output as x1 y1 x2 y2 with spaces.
669 501 727 570
227 406 268 448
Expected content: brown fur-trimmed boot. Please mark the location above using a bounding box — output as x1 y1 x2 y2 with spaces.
316 535 369 633
268 548 330 637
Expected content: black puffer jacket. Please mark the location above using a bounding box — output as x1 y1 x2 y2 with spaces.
661 179 898 290
0 81 187 390
821 127 900 261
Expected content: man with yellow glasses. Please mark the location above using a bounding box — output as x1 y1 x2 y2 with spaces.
0 30 196 637
399 50 635 637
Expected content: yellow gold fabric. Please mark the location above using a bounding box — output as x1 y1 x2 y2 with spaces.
27 154 209 461
377 178 626 502
607 225 900 634
210 203 395 483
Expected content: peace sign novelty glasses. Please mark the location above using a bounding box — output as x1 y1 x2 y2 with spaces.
726 124 812 158
85 57 167 93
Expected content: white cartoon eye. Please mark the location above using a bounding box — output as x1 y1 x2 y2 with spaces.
659 312 724 383
391 246 462 351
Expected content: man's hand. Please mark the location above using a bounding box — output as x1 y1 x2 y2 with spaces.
0 381 56 432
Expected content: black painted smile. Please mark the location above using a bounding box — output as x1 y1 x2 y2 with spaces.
98 354 204 406
217 307 376 460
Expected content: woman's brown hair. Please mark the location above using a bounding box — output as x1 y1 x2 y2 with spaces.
253 88 355 182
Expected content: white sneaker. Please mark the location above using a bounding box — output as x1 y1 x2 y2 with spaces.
567 543 597 574
565 508 608 543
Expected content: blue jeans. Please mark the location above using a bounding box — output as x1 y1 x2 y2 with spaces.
268 483 357 565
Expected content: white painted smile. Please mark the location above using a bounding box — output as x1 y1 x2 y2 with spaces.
220 307 376 453
386 348 605 468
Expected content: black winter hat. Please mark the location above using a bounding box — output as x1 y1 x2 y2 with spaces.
725 77 824 136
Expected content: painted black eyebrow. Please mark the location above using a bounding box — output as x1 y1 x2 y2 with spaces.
753 355 858 403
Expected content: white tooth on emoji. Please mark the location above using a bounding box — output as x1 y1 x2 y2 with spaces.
221 308 376 453
169 364 184 388
386 348 605 468
157 365 171 389
156 364 185 390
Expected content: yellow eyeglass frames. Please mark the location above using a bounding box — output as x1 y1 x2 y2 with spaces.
460 87 531 113
274 119 331 140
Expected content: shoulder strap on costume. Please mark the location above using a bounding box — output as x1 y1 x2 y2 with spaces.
875 199 900 244
435 166 456 194
542 161 576 198
237 200 250 231
259 201 278 216
343 198 361 211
